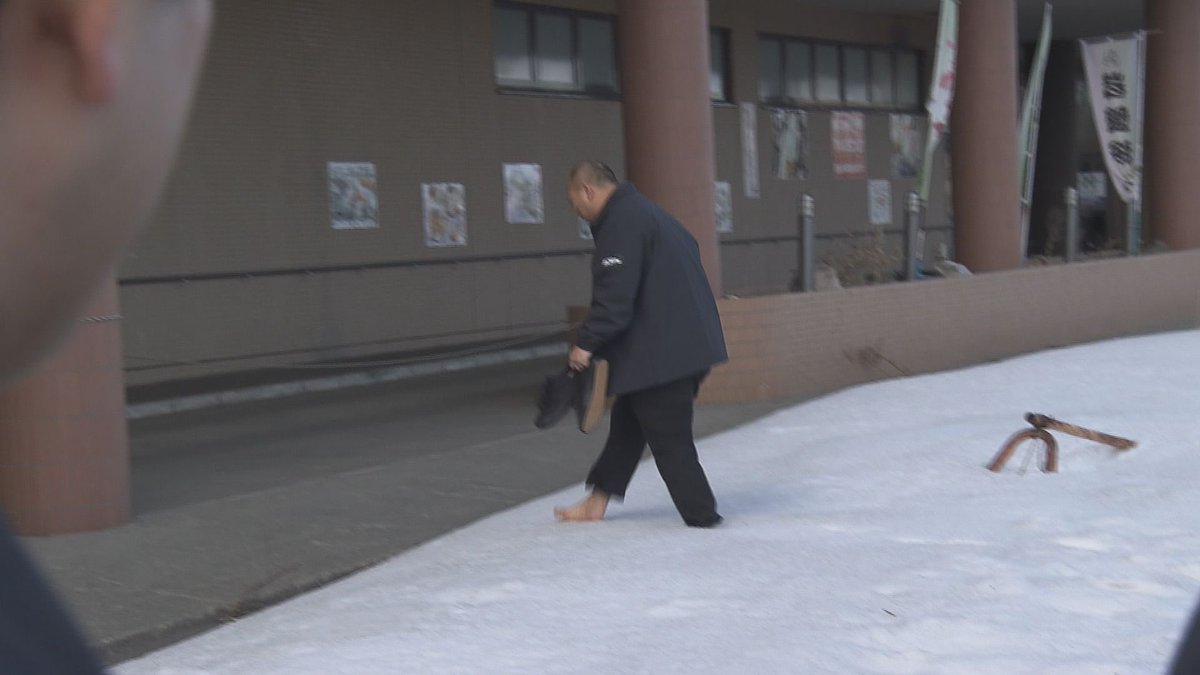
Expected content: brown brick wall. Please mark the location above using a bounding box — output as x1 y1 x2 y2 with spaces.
700 251 1200 403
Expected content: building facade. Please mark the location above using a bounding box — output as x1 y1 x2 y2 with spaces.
119 0 953 386
6 0 1200 535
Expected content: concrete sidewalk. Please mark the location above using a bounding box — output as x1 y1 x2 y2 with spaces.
21 356 797 667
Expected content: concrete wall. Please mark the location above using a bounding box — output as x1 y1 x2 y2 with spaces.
712 0 950 294
123 0 614 384
702 250 1200 403
122 0 946 386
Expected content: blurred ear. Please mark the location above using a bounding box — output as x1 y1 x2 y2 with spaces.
36 0 121 103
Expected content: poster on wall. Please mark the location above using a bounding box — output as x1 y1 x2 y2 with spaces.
421 182 467 247
328 162 379 230
769 108 808 180
889 114 922 179
868 179 893 226
579 216 593 241
502 163 544 224
714 181 733 233
832 111 867 179
740 102 761 198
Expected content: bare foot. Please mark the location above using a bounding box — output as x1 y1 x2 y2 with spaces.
554 491 610 522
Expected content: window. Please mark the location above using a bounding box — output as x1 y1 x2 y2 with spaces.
534 13 574 88
784 42 812 102
759 39 782 101
870 49 895 105
493 3 618 95
710 28 732 102
843 47 869 104
494 7 532 83
759 35 921 110
895 51 920 108
579 17 618 91
814 44 841 103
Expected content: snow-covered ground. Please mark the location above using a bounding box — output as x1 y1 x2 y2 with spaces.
118 330 1200 675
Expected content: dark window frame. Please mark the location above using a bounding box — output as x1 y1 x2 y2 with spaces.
758 33 923 112
494 1 621 99
893 48 922 108
709 27 733 103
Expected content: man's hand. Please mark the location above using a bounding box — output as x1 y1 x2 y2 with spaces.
569 346 593 371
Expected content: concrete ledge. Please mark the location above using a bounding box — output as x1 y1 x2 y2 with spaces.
126 344 567 419
701 250 1200 403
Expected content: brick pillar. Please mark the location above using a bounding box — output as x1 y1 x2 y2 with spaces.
950 0 1023 272
616 0 722 294
1145 0 1200 250
0 279 131 535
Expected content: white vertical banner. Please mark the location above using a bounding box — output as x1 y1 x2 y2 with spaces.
918 0 958 204
1018 2 1052 258
740 103 761 198
1080 34 1144 204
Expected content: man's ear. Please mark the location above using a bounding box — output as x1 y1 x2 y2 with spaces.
37 0 121 103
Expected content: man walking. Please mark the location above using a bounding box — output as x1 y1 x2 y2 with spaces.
555 161 727 528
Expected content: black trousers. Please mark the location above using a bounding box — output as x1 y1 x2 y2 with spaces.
585 371 719 526
1170 595 1200 674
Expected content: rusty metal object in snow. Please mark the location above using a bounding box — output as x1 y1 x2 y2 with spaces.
1024 413 1137 451
988 412 1136 474
989 427 1059 473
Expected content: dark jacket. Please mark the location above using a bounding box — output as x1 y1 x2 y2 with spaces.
0 516 105 674
575 183 728 396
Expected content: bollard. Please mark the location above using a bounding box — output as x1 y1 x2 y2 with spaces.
788 193 818 292
1064 187 1079 263
904 192 922 281
802 194 815 292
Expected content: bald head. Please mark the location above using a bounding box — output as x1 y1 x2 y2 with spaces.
566 160 619 223
569 160 618 189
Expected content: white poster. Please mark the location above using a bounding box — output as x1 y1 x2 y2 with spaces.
831 111 866 179
328 162 379 230
740 102 761 198
422 183 467 248
502 163 544 224
714 181 733 233
1080 34 1145 203
769 108 808 180
869 179 892 226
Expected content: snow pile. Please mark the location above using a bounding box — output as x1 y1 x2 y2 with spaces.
119 330 1200 674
